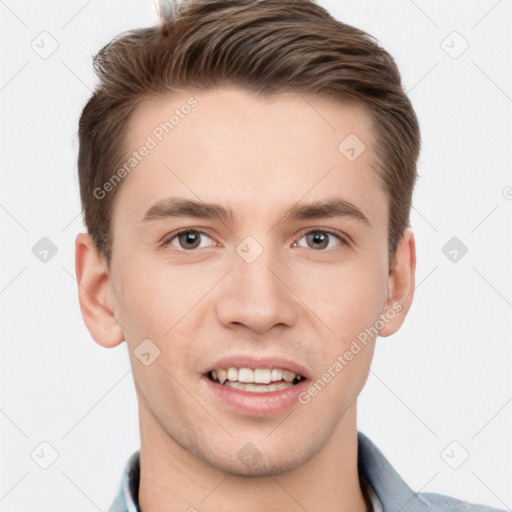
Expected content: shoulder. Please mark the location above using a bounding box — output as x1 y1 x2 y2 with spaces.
357 431 507 512
419 491 506 512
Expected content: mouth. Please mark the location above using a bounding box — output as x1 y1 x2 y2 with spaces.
201 356 311 415
206 366 306 393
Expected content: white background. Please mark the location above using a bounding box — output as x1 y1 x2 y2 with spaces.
0 0 511 510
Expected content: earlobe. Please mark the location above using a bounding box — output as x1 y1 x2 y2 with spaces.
75 233 125 348
378 228 416 337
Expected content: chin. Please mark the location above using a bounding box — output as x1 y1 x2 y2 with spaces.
187 438 323 478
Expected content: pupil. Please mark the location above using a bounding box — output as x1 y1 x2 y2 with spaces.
308 231 328 249
180 231 200 249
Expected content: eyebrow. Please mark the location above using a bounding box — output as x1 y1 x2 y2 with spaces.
140 196 371 227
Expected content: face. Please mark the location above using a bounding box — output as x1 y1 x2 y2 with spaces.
81 87 414 476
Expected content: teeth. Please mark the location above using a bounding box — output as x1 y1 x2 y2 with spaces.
271 368 283 381
227 367 237 381
224 381 292 392
238 367 254 383
217 369 227 384
208 366 304 387
254 368 272 384
282 370 295 382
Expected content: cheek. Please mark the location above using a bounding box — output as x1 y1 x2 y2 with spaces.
292 254 387 340
113 256 205 340
113 260 213 386
296 330 375 427
118 267 198 409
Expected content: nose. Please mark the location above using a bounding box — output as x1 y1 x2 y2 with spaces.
215 244 298 334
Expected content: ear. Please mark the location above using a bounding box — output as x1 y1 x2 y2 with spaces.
75 233 124 348
378 228 416 337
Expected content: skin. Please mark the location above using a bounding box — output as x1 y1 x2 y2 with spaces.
75 88 416 512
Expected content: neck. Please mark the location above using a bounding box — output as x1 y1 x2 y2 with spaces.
138 401 368 512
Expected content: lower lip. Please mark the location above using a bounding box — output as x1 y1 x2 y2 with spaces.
202 375 309 416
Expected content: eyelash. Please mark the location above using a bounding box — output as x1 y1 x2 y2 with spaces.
160 227 350 251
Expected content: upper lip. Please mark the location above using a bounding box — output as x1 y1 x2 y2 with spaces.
203 355 312 381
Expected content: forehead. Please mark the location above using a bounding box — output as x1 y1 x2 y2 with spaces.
112 87 387 230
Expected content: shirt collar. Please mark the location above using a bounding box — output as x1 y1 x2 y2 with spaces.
357 431 434 511
109 449 141 512
109 431 435 512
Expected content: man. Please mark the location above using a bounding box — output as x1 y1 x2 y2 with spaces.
74 1 505 510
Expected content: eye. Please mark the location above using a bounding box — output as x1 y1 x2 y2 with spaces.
294 229 349 250
161 229 216 251
160 228 349 252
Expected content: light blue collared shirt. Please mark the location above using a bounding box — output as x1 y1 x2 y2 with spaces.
108 431 505 511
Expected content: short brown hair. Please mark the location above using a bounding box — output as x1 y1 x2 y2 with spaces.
78 0 420 266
